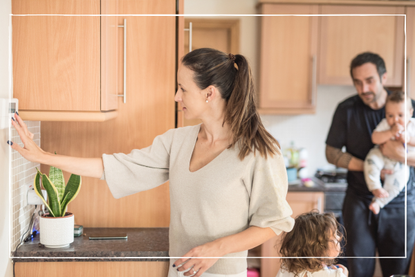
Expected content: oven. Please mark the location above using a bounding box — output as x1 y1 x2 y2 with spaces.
315 169 348 266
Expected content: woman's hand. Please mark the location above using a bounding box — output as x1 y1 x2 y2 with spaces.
8 113 46 163
173 241 222 277
173 227 276 276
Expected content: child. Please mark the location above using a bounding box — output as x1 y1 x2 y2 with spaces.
277 212 348 277
364 91 415 215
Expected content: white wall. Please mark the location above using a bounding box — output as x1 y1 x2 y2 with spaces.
262 86 356 175
185 0 358 175
0 0 13 276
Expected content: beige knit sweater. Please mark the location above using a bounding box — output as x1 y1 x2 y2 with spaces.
101 124 294 274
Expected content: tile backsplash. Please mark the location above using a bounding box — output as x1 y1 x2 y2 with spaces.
11 120 40 251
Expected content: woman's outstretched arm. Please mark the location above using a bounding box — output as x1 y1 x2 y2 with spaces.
9 113 104 178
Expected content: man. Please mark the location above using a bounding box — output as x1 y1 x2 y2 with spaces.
325 52 415 277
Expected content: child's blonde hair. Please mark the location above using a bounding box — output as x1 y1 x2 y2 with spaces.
279 211 345 277
386 90 413 111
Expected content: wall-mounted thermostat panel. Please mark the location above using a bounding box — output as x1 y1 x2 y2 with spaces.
9 98 18 116
0 98 18 130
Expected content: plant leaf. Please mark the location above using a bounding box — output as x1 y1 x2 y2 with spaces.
34 168 54 216
60 191 73 216
48 166 65 204
41 172 61 217
61 174 82 215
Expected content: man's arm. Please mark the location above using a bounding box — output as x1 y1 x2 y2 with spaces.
325 144 364 171
380 140 415 167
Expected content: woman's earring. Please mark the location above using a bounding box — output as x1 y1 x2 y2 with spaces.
206 99 208 103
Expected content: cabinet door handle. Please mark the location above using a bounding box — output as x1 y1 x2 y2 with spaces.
184 22 193 52
118 19 127 103
310 55 317 106
407 58 411 97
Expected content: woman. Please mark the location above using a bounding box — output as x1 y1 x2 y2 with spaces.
9 48 294 277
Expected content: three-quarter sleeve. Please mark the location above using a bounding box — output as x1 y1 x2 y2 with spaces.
101 129 174 199
247 148 295 235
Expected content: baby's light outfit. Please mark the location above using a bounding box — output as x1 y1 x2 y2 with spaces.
364 118 415 208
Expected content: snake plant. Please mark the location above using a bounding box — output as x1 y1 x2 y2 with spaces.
34 167 82 217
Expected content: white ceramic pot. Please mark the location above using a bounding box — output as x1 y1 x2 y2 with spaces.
39 212 74 248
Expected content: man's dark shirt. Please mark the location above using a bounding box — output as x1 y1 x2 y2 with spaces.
326 92 415 206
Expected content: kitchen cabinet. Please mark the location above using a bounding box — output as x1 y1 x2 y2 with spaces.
177 18 240 127
40 0 177 228
319 5 405 87
16 262 169 277
258 4 318 115
407 7 415 99
260 191 325 277
12 0 118 121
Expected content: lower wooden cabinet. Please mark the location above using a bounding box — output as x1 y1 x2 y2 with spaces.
15 261 170 277
260 192 325 277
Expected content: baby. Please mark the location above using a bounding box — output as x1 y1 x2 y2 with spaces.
277 211 348 277
364 91 415 214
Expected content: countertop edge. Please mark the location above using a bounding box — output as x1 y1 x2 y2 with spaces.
12 257 170 262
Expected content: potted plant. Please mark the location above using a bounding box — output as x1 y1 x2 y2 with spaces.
34 166 81 248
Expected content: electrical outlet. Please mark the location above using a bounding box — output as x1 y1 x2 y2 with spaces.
27 188 47 205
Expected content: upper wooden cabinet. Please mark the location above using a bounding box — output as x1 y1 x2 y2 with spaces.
319 5 405 86
12 0 119 121
177 18 240 127
258 3 406 114
41 0 177 228
258 4 318 114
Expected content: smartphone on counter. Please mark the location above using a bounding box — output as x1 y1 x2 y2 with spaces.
88 232 128 240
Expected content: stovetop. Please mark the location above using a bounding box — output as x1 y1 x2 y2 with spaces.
315 169 347 188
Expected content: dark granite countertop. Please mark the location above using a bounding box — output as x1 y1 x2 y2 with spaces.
13 228 169 262
288 177 347 193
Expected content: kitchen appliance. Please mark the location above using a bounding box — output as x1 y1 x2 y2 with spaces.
315 168 347 186
314 168 347 215
315 168 348 267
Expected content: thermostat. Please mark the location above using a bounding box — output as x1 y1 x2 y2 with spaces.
9 98 18 116
0 98 18 130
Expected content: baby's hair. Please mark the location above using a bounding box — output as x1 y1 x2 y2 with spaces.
279 211 345 277
386 91 413 111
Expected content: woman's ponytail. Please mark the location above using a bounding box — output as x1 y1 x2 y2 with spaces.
182 48 279 160
225 54 279 159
